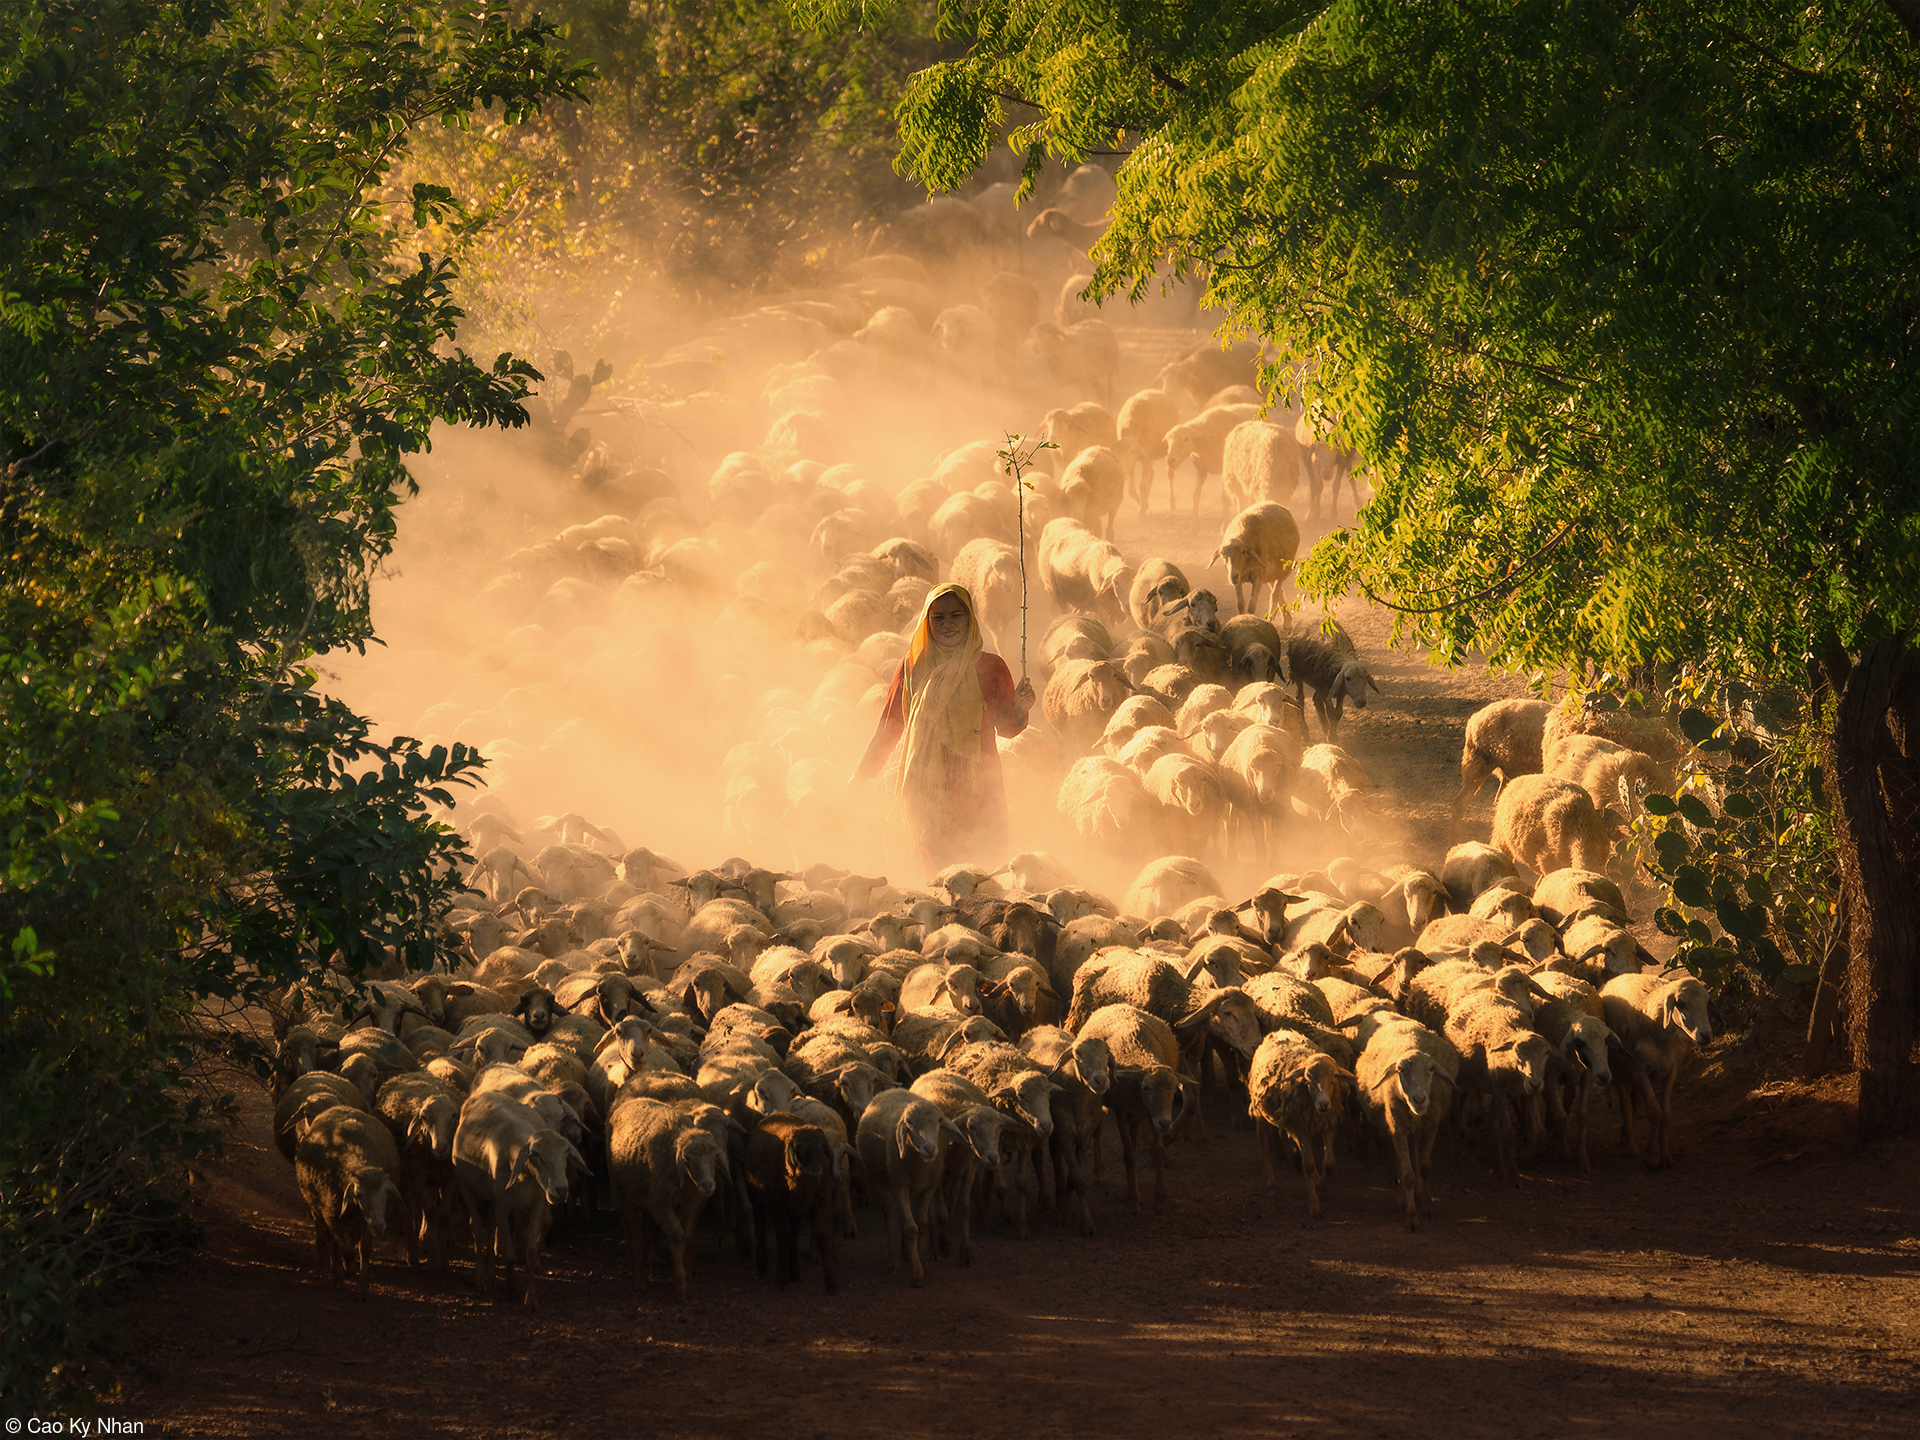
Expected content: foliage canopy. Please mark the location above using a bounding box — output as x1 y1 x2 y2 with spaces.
861 0 1920 686
1 0 585 1402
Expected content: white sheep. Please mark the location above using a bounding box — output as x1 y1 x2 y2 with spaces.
1352 1014 1458 1230
1122 855 1222 920
1164 403 1260 515
606 1095 726 1299
1117 388 1184 513
855 1089 961 1286
1043 658 1136 753
1448 698 1554 842
1221 419 1301 512
1059 444 1128 540
1246 1029 1351 1217
1212 502 1301 615
1602 971 1712 1169
1037 516 1134 627
452 1090 585 1309
946 538 1020 655
1492 775 1615 874
294 1106 404 1302
1143 752 1229 858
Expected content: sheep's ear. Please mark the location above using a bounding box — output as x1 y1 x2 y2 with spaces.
938 1117 966 1141
506 1141 536 1191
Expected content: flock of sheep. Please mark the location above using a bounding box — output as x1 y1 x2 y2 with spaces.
284 167 1718 1307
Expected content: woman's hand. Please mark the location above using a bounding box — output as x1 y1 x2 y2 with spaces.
1013 676 1036 723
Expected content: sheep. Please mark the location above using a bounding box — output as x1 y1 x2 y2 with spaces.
1065 952 1262 1088
1037 517 1134 628
1039 400 1119 470
947 539 1021 654
1546 732 1673 818
856 1089 960 1285
1448 698 1554 843
1164 403 1260 514
1221 419 1301 512
1213 502 1301 615
1442 991 1554 1185
1441 841 1522 912
1117 388 1184 512
1403 957 1548 1031
1246 1029 1352 1217
889 1008 1007 1074
907 1070 1024 1261
1015 1026 1111 1235
1028 319 1119 405
1036 664 1136 760
1602 972 1712 1169
1208 723 1297 860
1074 1003 1187 1208
1128 557 1191 629
294 1106 404 1301
744 1113 839 1293
928 489 1015 557
452 1090 585 1309
1102 694 1179 755
1561 913 1650 982
1353 1016 1459 1230
1528 973 1621 1172
607 1095 726 1299
1119 857 1215 921
1156 338 1266 406
1377 868 1448 948
1118 630 1176 685
1040 612 1114 672
373 1072 461 1270
1492 775 1616 874
980 270 1040 354
898 961 985 1017
1282 636 1380 741
1142 752 1229 857
274 1072 369 1162
1221 615 1288 687
1531 868 1629 928
1540 703 1689 767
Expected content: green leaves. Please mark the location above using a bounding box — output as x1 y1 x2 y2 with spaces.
1 0 579 1405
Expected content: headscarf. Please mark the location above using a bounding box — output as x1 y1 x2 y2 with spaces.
897 582 985 839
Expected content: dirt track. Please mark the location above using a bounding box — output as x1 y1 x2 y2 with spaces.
105 1053 1919 1439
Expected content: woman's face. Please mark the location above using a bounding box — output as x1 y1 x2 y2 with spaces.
928 593 970 649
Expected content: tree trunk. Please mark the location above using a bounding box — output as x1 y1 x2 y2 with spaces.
1834 639 1920 1137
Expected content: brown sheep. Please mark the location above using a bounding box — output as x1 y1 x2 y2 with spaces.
745 1113 840 1293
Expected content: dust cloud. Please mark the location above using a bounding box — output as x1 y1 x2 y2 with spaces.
319 163 1413 915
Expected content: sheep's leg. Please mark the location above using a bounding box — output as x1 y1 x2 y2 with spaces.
1151 1127 1171 1204
1448 753 1494 845
1389 1118 1419 1231
1655 1067 1679 1170
750 1192 771 1280
1033 1135 1056 1214
1119 1112 1143 1211
815 1203 838 1295
951 1162 975 1266
880 1180 906 1274
1255 1117 1280 1191
897 1181 926 1287
776 1204 800 1287
1573 1078 1592 1173
464 1188 494 1296
1290 1125 1323 1218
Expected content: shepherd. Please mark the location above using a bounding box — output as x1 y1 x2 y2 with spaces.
850 583 1036 870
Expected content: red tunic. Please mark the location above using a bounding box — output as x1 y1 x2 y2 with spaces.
855 651 1028 865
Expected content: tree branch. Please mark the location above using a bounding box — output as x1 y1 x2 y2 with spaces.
1356 517 1583 615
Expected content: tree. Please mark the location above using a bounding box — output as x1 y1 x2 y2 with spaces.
0 0 587 1401
845 0 1920 1125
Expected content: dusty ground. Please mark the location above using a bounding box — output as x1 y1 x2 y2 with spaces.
68 323 1920 1438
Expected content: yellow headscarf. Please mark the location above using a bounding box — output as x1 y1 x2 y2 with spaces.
898 582 985 840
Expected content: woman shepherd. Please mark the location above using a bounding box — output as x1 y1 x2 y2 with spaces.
851 583 1036 870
